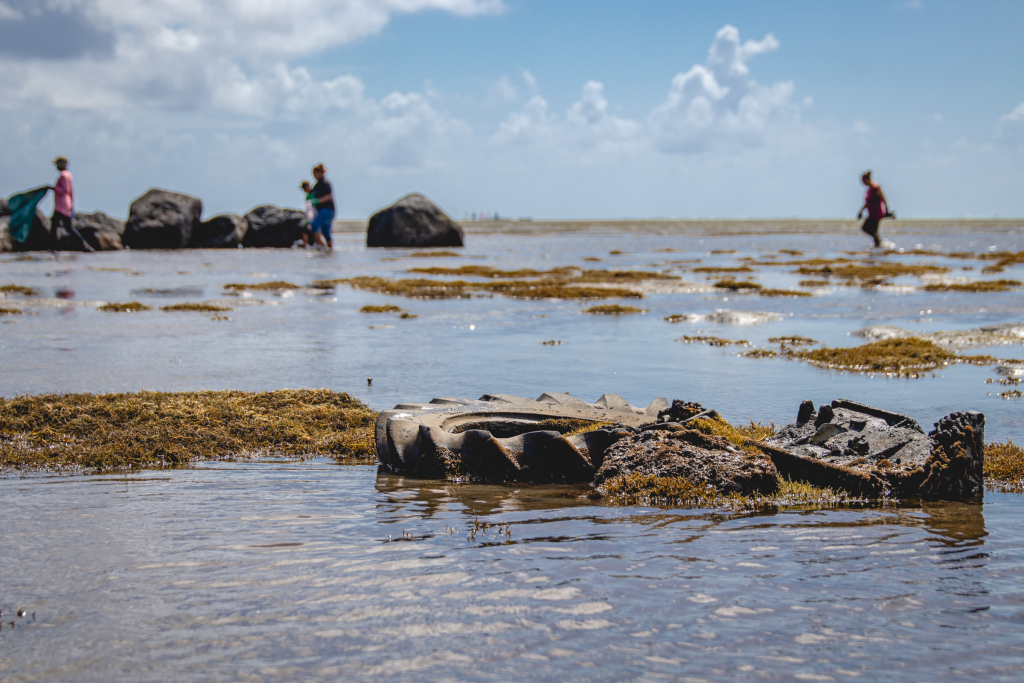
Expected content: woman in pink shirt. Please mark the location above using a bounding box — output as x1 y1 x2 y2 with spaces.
48 156 93 252
856 170 893 248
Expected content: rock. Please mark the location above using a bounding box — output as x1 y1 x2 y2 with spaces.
656 399 707 423
593 427 780 495
242 205 305 248
765 398 985 500
2 211 50 252
367 193 464 248
123 189 203 249
190 213 247 249
58 211 124 251
850 325 912 341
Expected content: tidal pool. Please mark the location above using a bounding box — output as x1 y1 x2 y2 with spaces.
2 220 1024 680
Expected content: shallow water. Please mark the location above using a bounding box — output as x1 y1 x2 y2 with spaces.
2 461 1024 682
2 220 1023 437
3 220 1024 680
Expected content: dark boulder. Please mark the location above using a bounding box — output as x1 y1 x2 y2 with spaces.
242 205 304 248
57 211 124 251
594 427 781 495
367 193 464 248
123 189 203 249
765 399 985 500
190 213 247 249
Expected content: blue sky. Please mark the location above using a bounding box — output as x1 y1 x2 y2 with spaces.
1 0 1022 219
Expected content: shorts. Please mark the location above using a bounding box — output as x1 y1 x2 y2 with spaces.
311 208 334 242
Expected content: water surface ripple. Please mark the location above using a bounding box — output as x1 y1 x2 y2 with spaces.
3 462 1024 682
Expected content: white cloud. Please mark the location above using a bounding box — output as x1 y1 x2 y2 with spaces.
997 102 1024 148
494 25 798 156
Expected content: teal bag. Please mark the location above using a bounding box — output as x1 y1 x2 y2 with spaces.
7 187 49 243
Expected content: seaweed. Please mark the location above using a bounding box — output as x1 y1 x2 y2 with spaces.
98 302 151 312
540 339 564 346
407 265 573 279
692 266 754 273
678 335 749 347
713 279 762 291
0 390 378 471
161 303 231 312
0 307 23 316
360 304 404 313
985 440 1024 492
584 304 646 315
923 279 1022 293
758 288 812 297
409 250 461 257
798 279 831 287
794 262 949 281
0 284 39 296
709 249 737 254
398 312 418 319
224 281 300 291
792 337 995 376
768 335 818 346
320 276 642 300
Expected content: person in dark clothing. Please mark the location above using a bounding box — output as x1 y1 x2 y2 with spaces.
856 170 893 248
310 163 335 250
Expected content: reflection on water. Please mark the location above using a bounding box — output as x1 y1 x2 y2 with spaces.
2 460 1023 682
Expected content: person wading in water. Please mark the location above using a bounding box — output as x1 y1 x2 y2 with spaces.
856 170 893 248
48 157 93 252
309 164 335 250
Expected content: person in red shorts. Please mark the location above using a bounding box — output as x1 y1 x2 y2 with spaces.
856 170 893 248
48 156 93 252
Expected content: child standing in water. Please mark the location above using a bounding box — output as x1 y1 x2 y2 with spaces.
856 171 893 248
299 180 327 249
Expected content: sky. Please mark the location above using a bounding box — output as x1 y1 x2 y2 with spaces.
1 0 1022 220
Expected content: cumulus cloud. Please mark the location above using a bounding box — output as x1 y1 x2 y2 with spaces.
0 0 503 112
492 25 797 157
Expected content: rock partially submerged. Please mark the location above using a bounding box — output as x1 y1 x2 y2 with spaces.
377 392 985 501
242 205 305 248
765 399 984 499
191 213 247 249
367 193 464 248
62 211 124 251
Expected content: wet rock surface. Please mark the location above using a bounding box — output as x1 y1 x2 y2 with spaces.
123 189 203 249
594 427 780 495
367 193 464 248
242 205 304 248
61 211 124 251
378 392 985 501
191 213 247 249
766 398 985 500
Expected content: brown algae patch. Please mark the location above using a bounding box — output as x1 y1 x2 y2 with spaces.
979 251 1024 274
799 279 831 287
318 276 642 300
713 279 762 291
679 335 750 347
768 335 818 346
541 339 564 346
224 281 300 291
0 307 23 316
584 304 646 315
792 337 995 376
1 284 40 296
923 279 1022 292
161 303 232 312
360 304 404 313
758 288 812 297
985 440 1024 492
398 312 417 319
794 262 949 283
98 302 151 312
0 389 378 471
409 250 461 257
407 265 574 278
692 266 753 274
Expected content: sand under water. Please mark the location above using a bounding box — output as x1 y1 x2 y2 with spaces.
2 218 1024 681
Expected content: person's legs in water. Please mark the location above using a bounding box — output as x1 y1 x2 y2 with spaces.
861 217 881 247
310 208 334 250
51 212 95 252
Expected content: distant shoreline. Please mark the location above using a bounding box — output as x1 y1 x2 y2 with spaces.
331 217 1024 236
